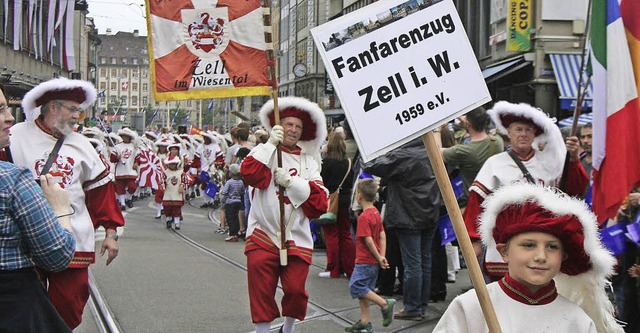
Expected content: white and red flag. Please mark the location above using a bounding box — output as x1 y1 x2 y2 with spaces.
146 0 271 101
590 0 640 220
138 147 164 190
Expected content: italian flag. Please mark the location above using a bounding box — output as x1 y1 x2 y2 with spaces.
590 0 640 220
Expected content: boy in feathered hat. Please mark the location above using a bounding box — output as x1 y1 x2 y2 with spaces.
463 101 589 280
162 155 186 230
9 77 125 329
110 127 142 210
240 97 328 333
434 183 623 333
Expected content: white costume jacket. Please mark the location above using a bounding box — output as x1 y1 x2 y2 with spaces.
10 119 125 267
240 143 327 264
111 142 140 180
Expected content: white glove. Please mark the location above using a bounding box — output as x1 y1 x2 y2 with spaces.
273 167 293 188
268 125 284 146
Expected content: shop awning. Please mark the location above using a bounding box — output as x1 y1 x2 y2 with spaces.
557 112 593 128
549 53 593 110
482 56 530 83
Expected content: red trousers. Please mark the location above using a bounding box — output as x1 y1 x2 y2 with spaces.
37 267 90 330
246 248 309 323
163 205 182 217
114 178 138 195
154 188 165 203
321 204 355 278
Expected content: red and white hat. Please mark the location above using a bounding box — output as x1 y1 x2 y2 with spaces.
164 155 181 165
22 77 97 122
144 131 159 141
155 138 171 147
479 183 622 333
259 96 327 157
488 101 566 180
117 128 138 140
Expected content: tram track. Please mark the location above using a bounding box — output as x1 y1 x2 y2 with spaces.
174 200 440 332
88 269 121 333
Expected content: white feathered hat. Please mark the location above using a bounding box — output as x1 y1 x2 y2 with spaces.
488 101 566 180
22 77 97 122
480 183 623 333
117 127 138 140
81 126 105 141
259 96 327 160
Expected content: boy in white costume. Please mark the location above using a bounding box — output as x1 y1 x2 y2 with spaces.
110 128 141 210
162 155 185 230
434 183 623 333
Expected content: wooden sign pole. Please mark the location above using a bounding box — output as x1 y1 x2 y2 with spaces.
422 131 502 332
264 2 287 266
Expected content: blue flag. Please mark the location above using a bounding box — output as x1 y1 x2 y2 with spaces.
182 113 190 125
149 108 159 122
207 99 214 112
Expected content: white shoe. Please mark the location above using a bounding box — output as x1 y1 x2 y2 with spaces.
319 272 331 278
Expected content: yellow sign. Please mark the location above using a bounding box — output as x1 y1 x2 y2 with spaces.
507 0 531 52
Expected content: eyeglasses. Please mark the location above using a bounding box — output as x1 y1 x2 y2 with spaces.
55 101 84 114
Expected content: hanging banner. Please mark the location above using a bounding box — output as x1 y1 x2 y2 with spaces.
146 0 271 102
311 0 490 162
507 0 531 51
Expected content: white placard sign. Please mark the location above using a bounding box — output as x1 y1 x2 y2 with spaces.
311 0 491 162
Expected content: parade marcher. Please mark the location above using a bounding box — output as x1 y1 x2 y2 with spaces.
433 184 623 333
162 155 186 230
153 138 171 219
463 101 589 280
345 178 395 333
240 97 328 333
194 131 224 208
363 137 443 321
578 123 593 179
10 77 125 329
110 127 141 210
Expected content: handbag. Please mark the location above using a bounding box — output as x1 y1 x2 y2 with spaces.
316 159 351 225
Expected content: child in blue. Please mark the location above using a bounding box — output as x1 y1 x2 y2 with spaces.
345 178 395 333
221 164 245 242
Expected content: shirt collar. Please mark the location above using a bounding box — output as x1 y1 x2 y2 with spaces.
35 116 64 139
498 273 557 305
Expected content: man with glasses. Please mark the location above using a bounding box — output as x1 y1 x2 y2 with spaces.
8 77 125 330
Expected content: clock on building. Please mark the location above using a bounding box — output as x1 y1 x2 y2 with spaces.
293 63 307 78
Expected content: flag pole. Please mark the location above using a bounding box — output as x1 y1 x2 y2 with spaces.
422 132 502 333
264 0 287 266
560 0 593 191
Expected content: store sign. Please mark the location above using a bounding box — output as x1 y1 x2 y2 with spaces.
507 0 531 51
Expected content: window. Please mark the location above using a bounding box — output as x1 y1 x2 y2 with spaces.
142 97 148 105
111 69 117 77
100 97 106 105
297 1 308 31
110 96 118 103
100 57 107 64
122 58 128 64
132 83 138 91
121 69 128 78
120 96 127 105
142 83 148 91
100 68 107 76
132 58 138 65
131 96 138 106
142 70 148 78
100 82 106 90
111 57 117 64
132 69 139 78
110 82 117 90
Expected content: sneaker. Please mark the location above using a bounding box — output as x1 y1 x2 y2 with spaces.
174 224 180 230
319 272 331 278
195 188 201 196
344 320 372 333
166 220 172 229
394 310 423 321
381 299 396 327
155 215 161 219
225 236 238 242
126 200 133 208
120 205 126 211
215 227 226 234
